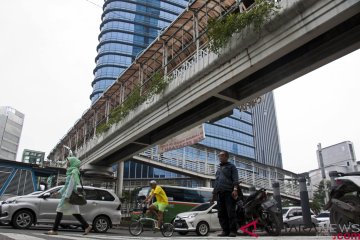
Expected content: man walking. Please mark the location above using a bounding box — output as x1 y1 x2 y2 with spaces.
211 151 239 237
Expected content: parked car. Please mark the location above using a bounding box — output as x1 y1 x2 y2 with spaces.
173 202 221 236
315 211 330 227
282 206 318 228
0 186 121 233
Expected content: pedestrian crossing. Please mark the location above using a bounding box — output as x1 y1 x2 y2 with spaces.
0 232 226 240
0 232 331 240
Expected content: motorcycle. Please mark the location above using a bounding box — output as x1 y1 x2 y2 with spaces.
324 171 360 232
236 187 281 236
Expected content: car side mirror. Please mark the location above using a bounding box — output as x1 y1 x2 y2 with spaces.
287 213 294 218
42 192 51 199
210 208 218 213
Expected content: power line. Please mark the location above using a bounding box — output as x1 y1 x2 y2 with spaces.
84 0 103 9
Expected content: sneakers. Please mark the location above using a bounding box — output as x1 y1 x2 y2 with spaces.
45 230 58 235
217 231 229 237
83 225 92 235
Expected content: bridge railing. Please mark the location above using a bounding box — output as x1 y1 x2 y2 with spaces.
138 145 306 199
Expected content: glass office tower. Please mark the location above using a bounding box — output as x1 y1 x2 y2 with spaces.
91 1 282 186
90 0 189 103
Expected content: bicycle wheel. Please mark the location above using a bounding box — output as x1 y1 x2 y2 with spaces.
161 223 174 237
129 221 143 236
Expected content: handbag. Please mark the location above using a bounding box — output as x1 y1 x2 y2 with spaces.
69 174 87 205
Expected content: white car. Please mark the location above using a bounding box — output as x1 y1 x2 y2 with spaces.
173 202 221 236
282 206 318 228
315 211 330 227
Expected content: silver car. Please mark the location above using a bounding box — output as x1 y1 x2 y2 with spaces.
0 186 121 233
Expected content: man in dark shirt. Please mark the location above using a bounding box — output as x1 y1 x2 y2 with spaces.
211 151 239 237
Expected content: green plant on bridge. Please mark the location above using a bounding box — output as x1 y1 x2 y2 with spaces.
96 72 169 135
207 0 279 54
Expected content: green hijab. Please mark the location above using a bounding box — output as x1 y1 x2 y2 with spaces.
66 157 81 186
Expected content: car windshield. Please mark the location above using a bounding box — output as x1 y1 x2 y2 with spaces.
190 203 211 211
282 209 289 215
27 191 43 195
316 212 330 218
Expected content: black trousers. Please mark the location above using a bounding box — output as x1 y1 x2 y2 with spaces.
217 191 237 233
52 212 89 231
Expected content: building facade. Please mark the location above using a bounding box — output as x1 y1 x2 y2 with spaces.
317 141 357 171
0 106 24 161
90 1 282 187
308 141 358 196
22 149 45 167
90 0 189 103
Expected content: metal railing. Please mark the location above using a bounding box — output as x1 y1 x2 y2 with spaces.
138 145 305 199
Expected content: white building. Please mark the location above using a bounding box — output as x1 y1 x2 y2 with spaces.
309 141 358 190
0 106 24 161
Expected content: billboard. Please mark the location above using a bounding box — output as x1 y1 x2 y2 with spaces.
158 125 205 153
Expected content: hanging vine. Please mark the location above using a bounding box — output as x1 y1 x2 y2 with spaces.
207 0 279 54
96 72 169 135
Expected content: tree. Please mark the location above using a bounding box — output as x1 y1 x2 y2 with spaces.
310 179 331 214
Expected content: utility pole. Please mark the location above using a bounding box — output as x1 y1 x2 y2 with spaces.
317 143 329 203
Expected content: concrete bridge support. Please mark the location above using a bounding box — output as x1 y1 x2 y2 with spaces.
116 161 124 198
204 179 211 188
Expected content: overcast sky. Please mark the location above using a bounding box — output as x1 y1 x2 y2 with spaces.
0 0 359 174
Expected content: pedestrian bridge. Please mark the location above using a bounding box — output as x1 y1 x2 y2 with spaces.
48 0 359 198
129 145 309 200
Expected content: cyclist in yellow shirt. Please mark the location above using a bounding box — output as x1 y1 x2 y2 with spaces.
144 180 168 229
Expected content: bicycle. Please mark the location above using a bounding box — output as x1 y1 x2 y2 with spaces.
128 202 174 237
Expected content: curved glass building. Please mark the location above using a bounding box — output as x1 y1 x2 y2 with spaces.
90 0 189 103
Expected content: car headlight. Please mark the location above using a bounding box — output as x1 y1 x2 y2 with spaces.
183 213 198 219
3 199 17 204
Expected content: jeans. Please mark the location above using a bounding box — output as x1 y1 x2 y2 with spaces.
217 191 237 233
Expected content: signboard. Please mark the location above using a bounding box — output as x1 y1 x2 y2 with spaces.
158 125 205 153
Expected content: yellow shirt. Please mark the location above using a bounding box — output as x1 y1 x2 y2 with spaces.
149 185 168 204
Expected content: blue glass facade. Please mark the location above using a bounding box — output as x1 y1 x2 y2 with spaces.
201 109 255 159
90 0 189 103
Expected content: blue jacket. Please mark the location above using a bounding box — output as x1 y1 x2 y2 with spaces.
213 162 239 194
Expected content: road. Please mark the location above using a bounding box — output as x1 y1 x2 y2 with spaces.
0 225 334 240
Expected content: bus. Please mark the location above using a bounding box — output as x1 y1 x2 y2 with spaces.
131 185 213 223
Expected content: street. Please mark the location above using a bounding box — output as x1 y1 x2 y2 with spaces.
0 225 333 240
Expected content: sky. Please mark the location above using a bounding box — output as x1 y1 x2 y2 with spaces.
0 0 359 174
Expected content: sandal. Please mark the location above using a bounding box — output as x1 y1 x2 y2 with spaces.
45 230 58 235
83 225 92 235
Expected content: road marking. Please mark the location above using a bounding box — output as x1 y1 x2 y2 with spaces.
0 233 45 240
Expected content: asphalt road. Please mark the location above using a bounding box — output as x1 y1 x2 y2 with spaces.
0 225 334 240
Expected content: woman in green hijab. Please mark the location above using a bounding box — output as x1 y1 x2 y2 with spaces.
46 157 92 235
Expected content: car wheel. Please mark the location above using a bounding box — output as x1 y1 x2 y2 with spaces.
93 215 111 233
12 210 34 229
196 221 210 236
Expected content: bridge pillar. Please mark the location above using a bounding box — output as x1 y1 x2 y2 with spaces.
204 179 211 188
249 185 256 194
272 182 283 228
329 171 339 190
116 161 124 198
299 177 312 228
